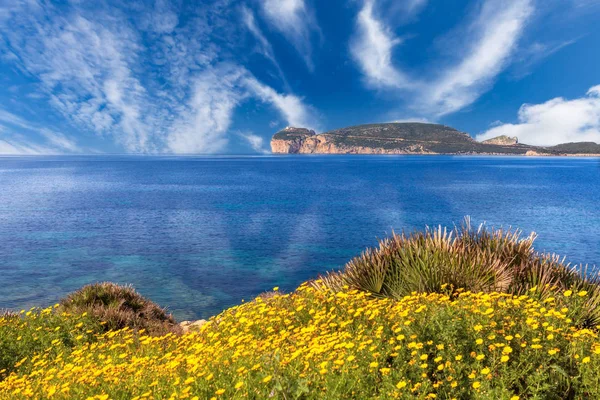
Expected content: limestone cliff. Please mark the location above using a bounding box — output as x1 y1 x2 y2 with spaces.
270 123 550 155
270 127 317 153
270 123 600 156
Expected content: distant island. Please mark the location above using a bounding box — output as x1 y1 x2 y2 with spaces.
270 122 600 156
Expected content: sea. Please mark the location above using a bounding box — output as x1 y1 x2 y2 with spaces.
1 155 599 320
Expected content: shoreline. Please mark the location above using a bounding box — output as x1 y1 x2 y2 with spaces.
270 152 600 157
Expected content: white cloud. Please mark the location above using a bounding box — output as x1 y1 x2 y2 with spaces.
0 139 47 155
2 2 153 152
423 0 534 116
1 1 320 154
261 0 319 70
241 6 288 86
350 0 411 89
138 0 179 34
392 117 431 124
239 132 270 154
166 65 320 153
476 85 600 146
38 129 81 153
510 39 578 79
350 0 534 117
167 65 244 154
376 0 428 23
0 109 81 153
244 76 320 131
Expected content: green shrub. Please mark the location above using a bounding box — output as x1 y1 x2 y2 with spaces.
58 282 181 336
0 306 100 381
313 218 600 327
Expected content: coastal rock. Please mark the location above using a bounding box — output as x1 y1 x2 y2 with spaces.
270 123 545 155
180 319 207 333
481 135 518 145
270 122 600 156
270 127 316 153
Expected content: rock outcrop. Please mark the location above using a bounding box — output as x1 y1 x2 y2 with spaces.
270 127 316 153
270 122 600 156
179 319 207 333
482 135 518 145
271 123 549 155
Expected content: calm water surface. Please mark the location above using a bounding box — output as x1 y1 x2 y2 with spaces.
1 155 599 319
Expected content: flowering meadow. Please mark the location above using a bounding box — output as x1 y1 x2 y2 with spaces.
2 283 600 399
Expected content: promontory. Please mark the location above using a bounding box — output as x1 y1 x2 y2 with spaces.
270 123 600 156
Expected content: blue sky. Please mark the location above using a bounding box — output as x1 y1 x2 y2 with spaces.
0 0 599 154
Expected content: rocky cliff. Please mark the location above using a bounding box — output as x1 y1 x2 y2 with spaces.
270 127 317 153
271 123 550 155
270 123 600 156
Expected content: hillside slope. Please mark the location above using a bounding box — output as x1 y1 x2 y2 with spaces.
270 123 599 155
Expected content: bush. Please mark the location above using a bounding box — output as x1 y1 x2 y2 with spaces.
59 282 181 336
312 218 600 327
2 286 600 399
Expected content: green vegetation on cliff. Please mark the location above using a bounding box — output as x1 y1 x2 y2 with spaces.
271 122 600 155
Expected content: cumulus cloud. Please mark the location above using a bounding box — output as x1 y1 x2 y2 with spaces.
260 0 319 70
476 85 600 146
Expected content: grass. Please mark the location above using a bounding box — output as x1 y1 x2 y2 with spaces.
1 220 599 399
2 286 600 399
313 218 600 327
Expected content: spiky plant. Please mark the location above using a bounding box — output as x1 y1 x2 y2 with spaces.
311 218 600 326
59 282 180 336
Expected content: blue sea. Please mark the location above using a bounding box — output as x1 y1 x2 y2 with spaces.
1 155 599 320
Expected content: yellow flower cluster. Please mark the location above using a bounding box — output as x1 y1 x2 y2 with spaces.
2 285 600 399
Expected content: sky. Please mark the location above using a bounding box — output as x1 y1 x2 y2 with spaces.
0 0 599 154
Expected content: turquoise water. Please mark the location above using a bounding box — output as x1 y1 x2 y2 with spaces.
0 155 598 320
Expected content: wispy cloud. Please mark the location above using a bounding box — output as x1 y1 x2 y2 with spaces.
260 0 319 71
166 64 320 153
0 109 81 154
510 39 579 79
0 0 319 154
244 76 320 131
241 6 288 87
351 0 534 117
476 85 600 146
350 0 411 89
376 0 428 23
166 65 244 154
38 129 81 153
422 0 534 116
2 3 152 151
238 132 270 154
0 139 52 155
